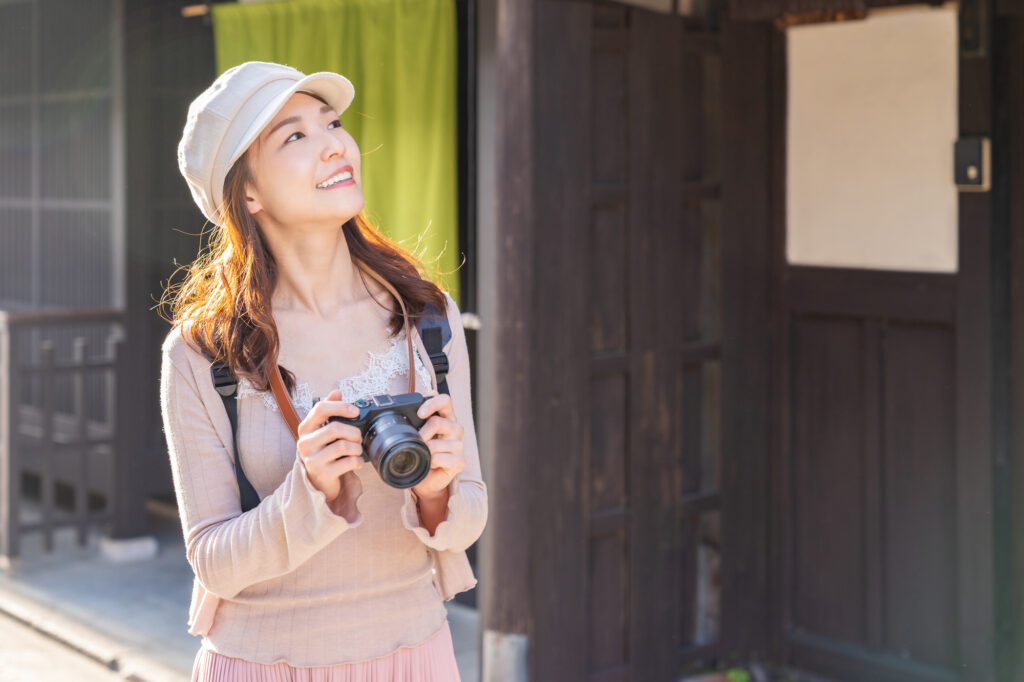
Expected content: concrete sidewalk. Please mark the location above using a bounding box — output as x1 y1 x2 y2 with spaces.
0 515 480 682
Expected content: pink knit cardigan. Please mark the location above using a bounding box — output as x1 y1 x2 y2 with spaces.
161 292 486 667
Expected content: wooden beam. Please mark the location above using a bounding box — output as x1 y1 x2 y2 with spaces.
528 4 592 679
480 0 534 678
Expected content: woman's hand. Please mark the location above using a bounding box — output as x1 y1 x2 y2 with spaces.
296 389 365 508
412 394 466 502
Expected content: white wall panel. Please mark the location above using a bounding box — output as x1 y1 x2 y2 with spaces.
786 5 958 273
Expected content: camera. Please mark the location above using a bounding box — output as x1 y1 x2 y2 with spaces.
327 392 431 489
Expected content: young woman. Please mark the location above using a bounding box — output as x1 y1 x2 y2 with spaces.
163 61 487 681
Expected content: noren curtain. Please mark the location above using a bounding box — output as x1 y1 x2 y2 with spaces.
212 0 461 300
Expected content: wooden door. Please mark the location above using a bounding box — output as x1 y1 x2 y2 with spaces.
771 3 1001 681
529 5 729 680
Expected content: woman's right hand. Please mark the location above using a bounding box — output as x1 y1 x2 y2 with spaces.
296 389 365 508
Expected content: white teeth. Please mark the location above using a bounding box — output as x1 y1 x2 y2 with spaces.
316 170 353 189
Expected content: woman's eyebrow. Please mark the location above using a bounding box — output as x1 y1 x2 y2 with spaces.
265 104 337 138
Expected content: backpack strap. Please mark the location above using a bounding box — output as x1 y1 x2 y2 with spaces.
417 302 452 395
210 361 261 513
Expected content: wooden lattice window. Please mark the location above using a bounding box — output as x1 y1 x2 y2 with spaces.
0 0 123 311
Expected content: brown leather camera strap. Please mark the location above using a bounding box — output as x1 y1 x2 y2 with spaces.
267 259 416 439
269 365 301 439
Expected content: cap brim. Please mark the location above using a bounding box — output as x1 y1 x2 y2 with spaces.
225 71 356 169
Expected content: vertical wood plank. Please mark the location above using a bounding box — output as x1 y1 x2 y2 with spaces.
0 319 21 561
587 8 632 680
40 341 54 552
790 317 866 643
109 333 145 539
1003 15 1024 681
719 17 774 662
480 0 535 674
990 11 1015 682
768 26 791 669
627 9 695 680
861 320 882 652
881 324 957 670
72 337 89 546
956 1 995 678
530 2 591 680
121 0 167 533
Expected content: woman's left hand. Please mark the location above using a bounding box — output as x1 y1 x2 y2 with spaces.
412 393 466 501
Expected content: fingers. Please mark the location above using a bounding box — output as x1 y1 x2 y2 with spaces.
318 451 365 478
298 389 360 437
417 394 455 421
307 437 364 466
297 420 363 458
300 438 365 499
424 448 466 475
419 415 464 442
426 438 465 459
321 450 366 477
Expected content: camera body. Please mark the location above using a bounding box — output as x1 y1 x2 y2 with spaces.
328 392 431 489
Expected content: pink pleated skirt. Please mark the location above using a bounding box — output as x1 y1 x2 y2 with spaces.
190 620 461 682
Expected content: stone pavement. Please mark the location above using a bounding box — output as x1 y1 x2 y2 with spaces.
0 610 125 682
0 514 480 682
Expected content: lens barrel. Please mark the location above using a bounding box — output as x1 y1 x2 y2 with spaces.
363 413 431 488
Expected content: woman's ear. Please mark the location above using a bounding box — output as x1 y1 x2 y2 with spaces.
244 183 263 216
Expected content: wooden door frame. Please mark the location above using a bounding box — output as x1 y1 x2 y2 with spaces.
996 6 1024 681
954 3 997 678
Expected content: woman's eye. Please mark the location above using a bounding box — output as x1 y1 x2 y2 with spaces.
328 118 343 129
285 131 304 143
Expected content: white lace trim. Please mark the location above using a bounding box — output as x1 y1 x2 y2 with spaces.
236 332 434 417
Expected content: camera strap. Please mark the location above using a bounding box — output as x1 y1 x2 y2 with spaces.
417 304 451 396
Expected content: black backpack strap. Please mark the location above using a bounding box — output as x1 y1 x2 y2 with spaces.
210 361 261 513
416 303 452 396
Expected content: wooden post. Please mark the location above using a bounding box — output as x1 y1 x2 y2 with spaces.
107 336 148 540
0 317 22 562
40 341 55 552
72 337 89 547
479 0 533 678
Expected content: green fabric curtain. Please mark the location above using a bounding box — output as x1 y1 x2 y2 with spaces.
212 0 460 301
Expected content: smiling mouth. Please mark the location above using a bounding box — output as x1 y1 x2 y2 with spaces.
316 170 354 189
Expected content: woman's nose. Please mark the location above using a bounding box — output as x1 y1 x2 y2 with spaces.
321 131 346 160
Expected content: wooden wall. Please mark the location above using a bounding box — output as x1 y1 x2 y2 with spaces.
521 4 754 680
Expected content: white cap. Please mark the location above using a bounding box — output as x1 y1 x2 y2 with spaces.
177 61 355 226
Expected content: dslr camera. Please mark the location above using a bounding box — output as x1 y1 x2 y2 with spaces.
328 392 431 489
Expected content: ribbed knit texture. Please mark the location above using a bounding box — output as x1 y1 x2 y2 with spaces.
160 293 487 668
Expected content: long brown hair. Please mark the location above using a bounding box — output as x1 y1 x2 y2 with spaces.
164 145 447 393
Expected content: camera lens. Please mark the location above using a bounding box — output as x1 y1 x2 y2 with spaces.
364 413 431 488
388 449 418 477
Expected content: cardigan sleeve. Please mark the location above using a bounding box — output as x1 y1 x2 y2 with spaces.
400 293 489 552
161 328 364 600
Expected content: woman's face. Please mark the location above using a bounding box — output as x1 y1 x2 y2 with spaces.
243 91 364 229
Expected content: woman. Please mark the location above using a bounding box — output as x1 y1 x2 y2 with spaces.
162 61 487 681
